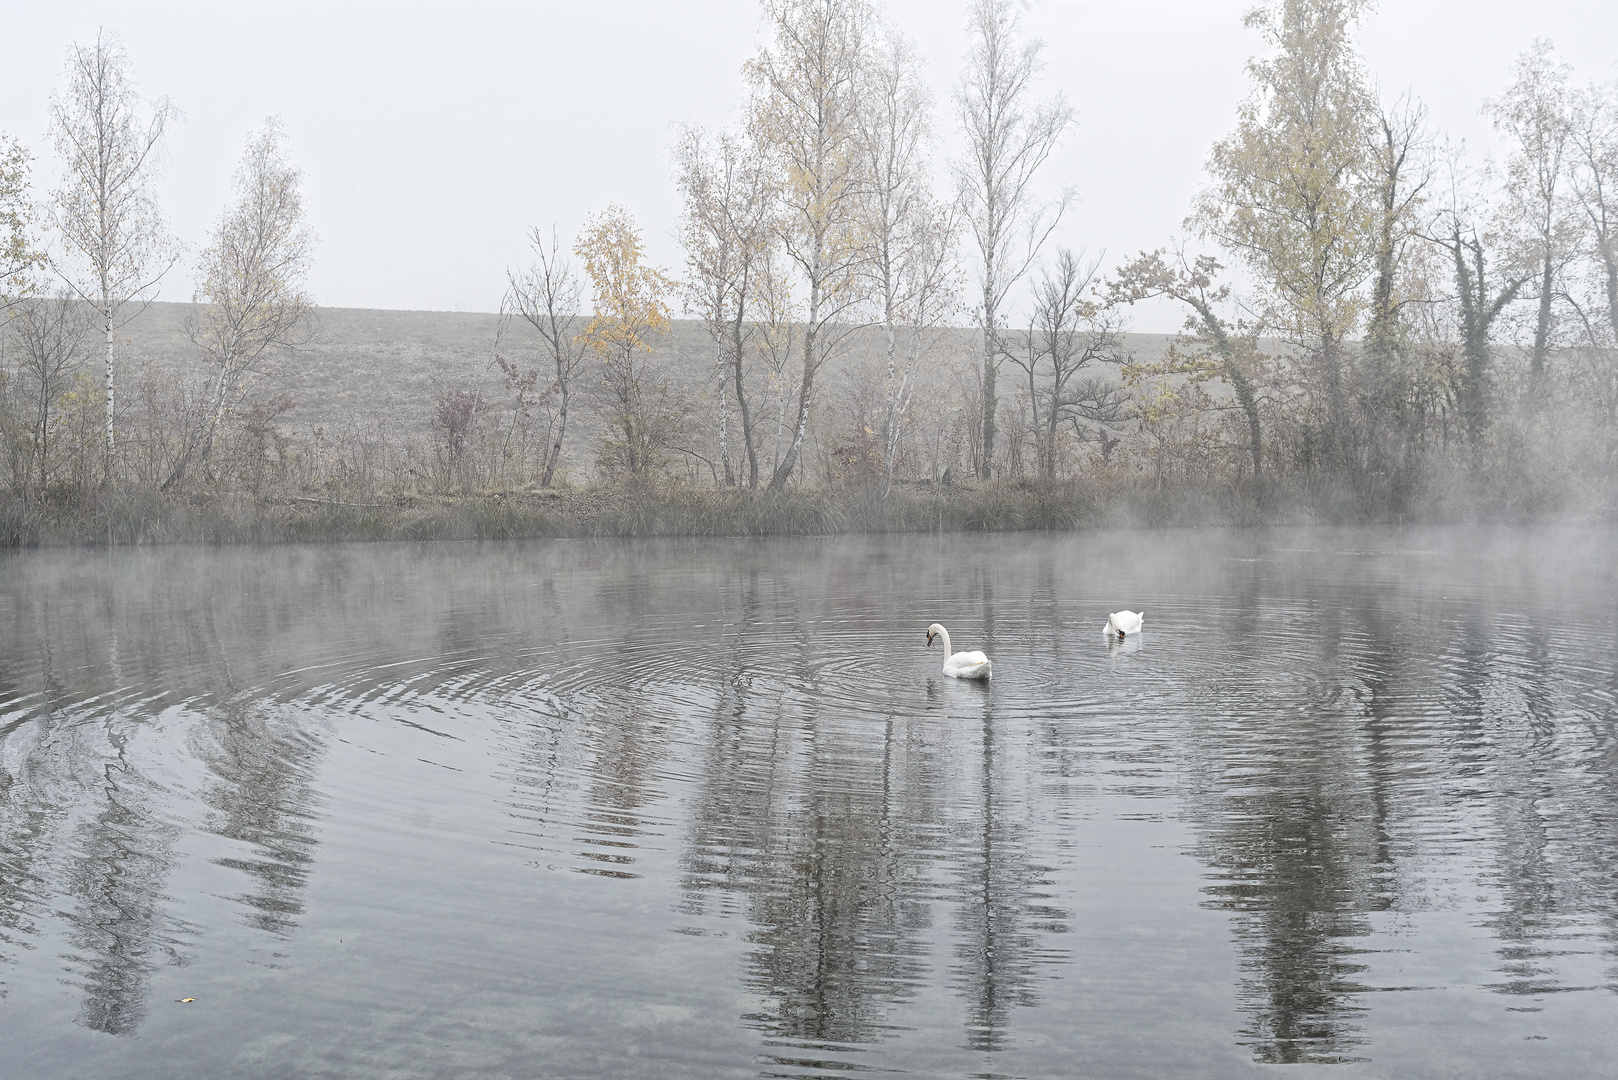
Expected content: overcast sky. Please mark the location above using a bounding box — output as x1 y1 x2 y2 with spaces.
4 1 1616 331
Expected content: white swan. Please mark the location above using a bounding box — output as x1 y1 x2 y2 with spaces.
1103 610 1144 639
926 623 992 680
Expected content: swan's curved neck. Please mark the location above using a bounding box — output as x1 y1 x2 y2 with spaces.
937 626 951 655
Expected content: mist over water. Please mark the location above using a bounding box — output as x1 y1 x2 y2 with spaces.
1 528 1615 1078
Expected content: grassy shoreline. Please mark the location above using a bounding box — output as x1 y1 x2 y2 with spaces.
1 483 1267 547
1 479 1606 548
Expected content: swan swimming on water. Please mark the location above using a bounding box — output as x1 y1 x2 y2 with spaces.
1104 610 1144 639
926 623 992 680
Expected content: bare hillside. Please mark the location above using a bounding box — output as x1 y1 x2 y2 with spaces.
115 301 1177 482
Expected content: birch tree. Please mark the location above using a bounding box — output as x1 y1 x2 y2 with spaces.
856 25 956 496
1485 40 1579 382
675 126 775 488
504 226 588 487
954 0 1073 480
166 119 314 491
751 244 801 476
48 32 178 485
747 0 873 490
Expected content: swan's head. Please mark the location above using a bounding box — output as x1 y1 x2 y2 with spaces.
926 623 946 648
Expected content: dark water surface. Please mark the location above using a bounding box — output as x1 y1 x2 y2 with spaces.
1 527 1616 1079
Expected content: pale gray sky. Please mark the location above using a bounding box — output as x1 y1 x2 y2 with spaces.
4 1 1616 331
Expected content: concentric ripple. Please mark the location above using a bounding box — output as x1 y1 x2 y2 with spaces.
0 527 1615 1079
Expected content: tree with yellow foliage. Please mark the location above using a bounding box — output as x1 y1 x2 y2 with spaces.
575 205 680 478
1197 0 1378 470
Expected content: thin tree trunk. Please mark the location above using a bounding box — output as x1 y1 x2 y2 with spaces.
163 359 232 492
1450 231 1528 447
883 363 912 499
1190 301 1263 485
1321 330 1346 469
102 310 115 488
200 367 230 473
880 303 898 497
1230 366 1263 485
1604 243 1618 343
770 277 821 490
541 380 569 488
731 313 758 489
1605 236 1618 341
770 339 815 490
1364 165 1400 474
772 381 788 476
1532 259 1555 379
36 394 49 497
979 295 997 480
1453 238 1488 446
716 336 734 486
1020 343 1040 480
1046 374 1061 481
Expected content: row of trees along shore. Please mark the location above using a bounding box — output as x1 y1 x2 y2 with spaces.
3 0 1618 544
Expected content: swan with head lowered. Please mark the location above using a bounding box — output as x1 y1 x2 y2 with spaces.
1104 610 1144 639
926 623 992 680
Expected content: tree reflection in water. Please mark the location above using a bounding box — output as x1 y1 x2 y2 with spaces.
0 607 191 1036
1 533 1616 1077
64 741 182 1036
678 567 938 1052
951 705 1057 1054
660 558 1068 1061
1182 544 1618 1064
193 701 327 936
1186 584 1386 1064
0 551 338 1035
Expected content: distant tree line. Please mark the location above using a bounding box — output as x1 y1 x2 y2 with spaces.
495 0 1618 517
4 2 1617 524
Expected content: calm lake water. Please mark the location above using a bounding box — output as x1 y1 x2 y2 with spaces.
1 527 1616 1079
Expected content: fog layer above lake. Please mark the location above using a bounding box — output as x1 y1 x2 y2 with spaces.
1 528 1615 1078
